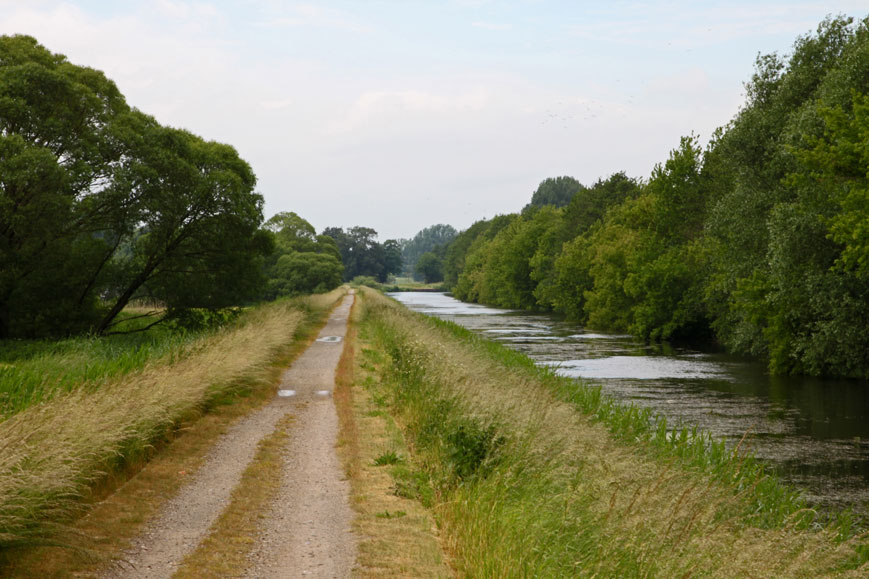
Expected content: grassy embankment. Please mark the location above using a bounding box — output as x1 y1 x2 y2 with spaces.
0 289 345 573
353 288 868 577
339 290 452 577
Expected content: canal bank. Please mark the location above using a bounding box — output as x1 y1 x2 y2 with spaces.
359 288 867 576
389 291 869 519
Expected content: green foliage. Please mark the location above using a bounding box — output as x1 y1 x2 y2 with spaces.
351 275 382 289
439 15 869 377
382 239 403 280
549 233 594 321
264 211 318 252
372 450 404 466
523 175 584 211
414 252 443 283
444 420 504 482
262 212 343 298
400 224 457 277
106 114 269 327
610 136 711 342
795 93 869 276
443 219 492 289
453 209 565 310
0 35 269 338
703 15 865 366
165 307 243 332
581 196 654 332
323 226 401 282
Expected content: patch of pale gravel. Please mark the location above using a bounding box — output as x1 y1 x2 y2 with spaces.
105 292 357 579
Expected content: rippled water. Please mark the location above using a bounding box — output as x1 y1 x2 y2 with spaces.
389 291 869 516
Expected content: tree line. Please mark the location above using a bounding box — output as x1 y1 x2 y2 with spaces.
440 16 869 379
0 35 416 337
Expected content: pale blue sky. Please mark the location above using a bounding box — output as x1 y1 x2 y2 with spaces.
2 1 867 239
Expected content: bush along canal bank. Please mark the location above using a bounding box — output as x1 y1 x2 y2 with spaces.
355 288 868 577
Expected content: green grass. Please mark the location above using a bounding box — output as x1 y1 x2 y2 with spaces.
0 290 346 555
0 326 200 418
372 450 405 466
358 288 868 577
422 312 808 529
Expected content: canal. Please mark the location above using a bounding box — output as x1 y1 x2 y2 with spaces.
389 291 869 518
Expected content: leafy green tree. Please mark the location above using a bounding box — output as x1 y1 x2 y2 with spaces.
753 89 869 377
436 15 869 377
450 210 559 310
443 219 491 289
498 207 561 309
550 233 594 321
322 226 400 282
267 251 343 297
452 214 519 304
95 111 269 332
401 224 457 276
264 211 319 252
450 215 513 302
703 15 859 359
383 239 404 279
533 172 641 311
795 94 869 276
0 35 269 337
523 176 584 212
262 212 343 298
568 137 711 341
414 252 443 283
0 34 130 337
581 195 654 332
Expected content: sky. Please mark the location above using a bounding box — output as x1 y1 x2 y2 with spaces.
1 1 867 240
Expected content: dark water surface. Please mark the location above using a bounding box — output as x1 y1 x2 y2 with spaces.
389 291 869 517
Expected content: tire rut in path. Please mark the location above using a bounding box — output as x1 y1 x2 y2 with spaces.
107 292 356 579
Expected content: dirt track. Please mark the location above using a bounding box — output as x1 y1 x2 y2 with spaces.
108 292 357 578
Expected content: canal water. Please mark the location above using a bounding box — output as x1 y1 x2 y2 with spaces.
389 291 869 518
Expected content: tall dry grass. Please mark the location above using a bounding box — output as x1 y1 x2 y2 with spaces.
0 290 345 549
358 288 868 577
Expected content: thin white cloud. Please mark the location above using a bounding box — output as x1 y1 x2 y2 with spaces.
472 21 512 31
328 88 492 135
152 0 220 20
569 1 860 49
260 98 294 110
251 3 372 33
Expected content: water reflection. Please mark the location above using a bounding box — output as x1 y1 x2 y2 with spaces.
388 291 869 516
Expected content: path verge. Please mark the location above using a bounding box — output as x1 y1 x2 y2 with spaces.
103 292 356 578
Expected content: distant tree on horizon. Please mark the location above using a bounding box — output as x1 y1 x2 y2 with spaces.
523 176 585 212
401 223 458 277
322 226 402 282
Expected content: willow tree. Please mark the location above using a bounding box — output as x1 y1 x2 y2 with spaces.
0 35 269 337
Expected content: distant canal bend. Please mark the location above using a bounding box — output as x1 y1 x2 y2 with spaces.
389 291 869 518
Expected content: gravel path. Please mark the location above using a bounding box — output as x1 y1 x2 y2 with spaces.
107 292 356 578
244 293 357 578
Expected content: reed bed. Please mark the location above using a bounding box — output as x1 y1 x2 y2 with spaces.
0 290 344 550
357 288 868 577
